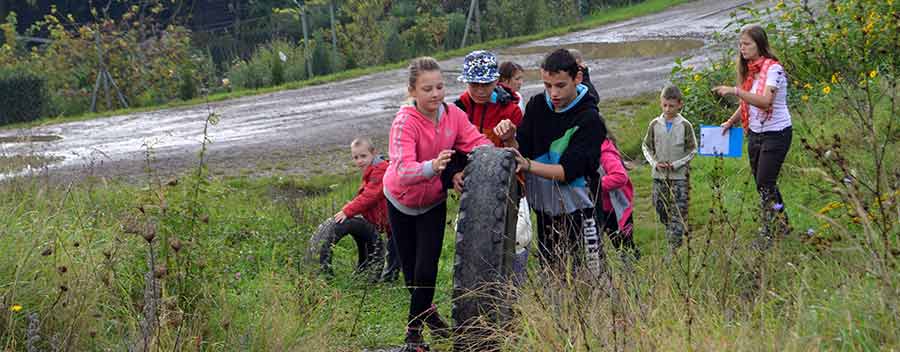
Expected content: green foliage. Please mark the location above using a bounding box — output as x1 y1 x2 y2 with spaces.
670 54 737 126
383 23 406 64
444 12 467 50
484 0 526 39
227 40 308 89
0 67 48 125
178 69 197 101
310 30 333 76
271 53 285 86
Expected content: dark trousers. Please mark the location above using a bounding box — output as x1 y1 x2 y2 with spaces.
535 208 605 277
382 233 402 282
332 217 382 278
387 201 447 329
748 127 792 238
597 209 639 259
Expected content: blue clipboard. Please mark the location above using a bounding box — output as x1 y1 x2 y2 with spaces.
698 125 743 158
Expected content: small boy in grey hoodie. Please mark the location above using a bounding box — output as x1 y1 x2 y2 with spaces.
642 85 697 249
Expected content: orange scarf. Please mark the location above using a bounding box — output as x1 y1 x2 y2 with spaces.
740 57 778 130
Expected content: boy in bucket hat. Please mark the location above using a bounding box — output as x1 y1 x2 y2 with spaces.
454 50 522 147
451 50 533 284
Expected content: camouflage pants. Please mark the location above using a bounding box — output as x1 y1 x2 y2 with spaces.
653 179 690 249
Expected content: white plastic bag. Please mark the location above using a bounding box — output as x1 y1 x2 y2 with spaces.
515 197 533 254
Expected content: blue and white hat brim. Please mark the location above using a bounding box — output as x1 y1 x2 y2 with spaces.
458 73 500 83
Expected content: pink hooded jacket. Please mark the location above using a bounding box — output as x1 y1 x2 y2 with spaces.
599 139 635 231
383 103 492 214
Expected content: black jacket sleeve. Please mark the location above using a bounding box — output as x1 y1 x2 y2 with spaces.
558 112 605 184
516 97 538 159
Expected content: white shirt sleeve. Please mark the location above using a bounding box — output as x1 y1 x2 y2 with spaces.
766 64 786 89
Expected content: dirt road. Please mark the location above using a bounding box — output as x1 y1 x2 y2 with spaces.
0 0 756 182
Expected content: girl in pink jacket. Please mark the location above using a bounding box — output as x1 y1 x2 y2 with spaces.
594 138 640 259
382 57 492 351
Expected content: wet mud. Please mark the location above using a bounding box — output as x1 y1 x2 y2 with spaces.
0 0 759 182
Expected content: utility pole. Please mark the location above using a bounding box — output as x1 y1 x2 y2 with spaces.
460 0 477 49
292 0 314 78
90 30 128 112
329 0 338 66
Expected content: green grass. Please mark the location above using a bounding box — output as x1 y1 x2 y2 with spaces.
2 92 897 350
1 0 689 130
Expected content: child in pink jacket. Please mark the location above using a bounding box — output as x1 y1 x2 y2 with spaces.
594 138 640 259
382 57 492 351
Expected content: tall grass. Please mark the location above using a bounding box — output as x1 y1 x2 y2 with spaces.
1 88 896 350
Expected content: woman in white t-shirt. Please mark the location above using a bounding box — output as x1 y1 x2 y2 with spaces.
713 24 792 246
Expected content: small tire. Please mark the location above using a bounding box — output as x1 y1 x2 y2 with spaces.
306 217 384 281
452 147 520 351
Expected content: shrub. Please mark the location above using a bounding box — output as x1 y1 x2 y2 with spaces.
0 68 48 125
227 40 308 90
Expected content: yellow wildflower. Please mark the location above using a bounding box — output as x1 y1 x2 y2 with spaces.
823 86 831 95
803 83 813 89
775 1 785 9
801 95 809 102
693 74 702 82
10 304 22 312
831 73 839 84
869 70 877 78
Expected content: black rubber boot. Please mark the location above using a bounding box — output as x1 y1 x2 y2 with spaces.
423 304 451 339
399 327 430 352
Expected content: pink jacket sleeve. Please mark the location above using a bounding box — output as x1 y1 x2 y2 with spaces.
451 110 493 152
600 141 629 192
389 113 436 185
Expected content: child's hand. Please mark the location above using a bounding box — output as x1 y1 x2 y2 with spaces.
452 171 465 193
333 211 348 223
432 150 455 174
506 148 528 173
720 120 734 135
494 119 516 142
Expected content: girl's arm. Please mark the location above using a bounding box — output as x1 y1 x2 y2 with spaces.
453 111 493 153
713 85 776 110
600 146 629 192
720 107 741 130
389 114 437 186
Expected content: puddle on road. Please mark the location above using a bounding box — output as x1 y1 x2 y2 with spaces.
500 38 704 59
0 135 63 143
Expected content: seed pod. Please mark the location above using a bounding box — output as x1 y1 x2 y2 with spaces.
57 266 68 274
142 223 157 243
200 215 209 224
169 238 183 253
167 177 179 186
41 247 53 256
59 284 68 292
154 265 168 279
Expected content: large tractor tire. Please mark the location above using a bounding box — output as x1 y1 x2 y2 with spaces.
452 147 520 351
306 217 384 282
